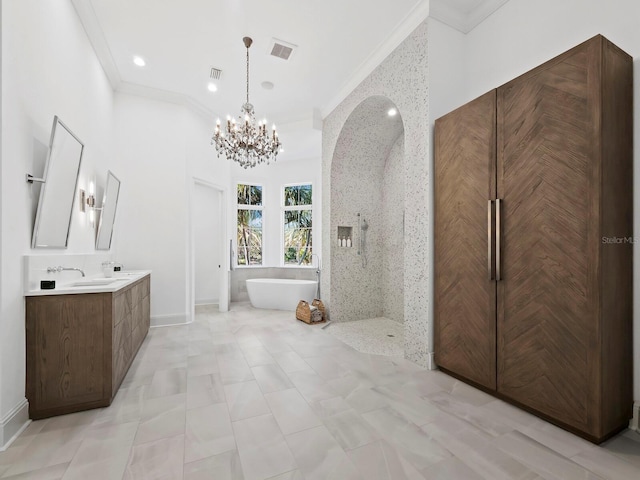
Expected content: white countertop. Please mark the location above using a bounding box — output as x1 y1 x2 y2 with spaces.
25 270 151 297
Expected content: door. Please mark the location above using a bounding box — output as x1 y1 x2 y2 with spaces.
191 180 229 313
434 90 497 390
194 183 222 306
496 40 598 431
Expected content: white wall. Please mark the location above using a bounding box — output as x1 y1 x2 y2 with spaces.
194 184 221 304
185 108 232 314
112 94 234 323
0 0 115 446
112 93 190 326
427 18 467 122
428 0 640 411
229 158 322 269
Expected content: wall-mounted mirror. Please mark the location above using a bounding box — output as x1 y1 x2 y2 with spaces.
31 116 84 248
96 171 121 250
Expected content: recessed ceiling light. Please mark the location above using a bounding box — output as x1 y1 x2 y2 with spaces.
133 56 146 67
261 81 274 90
387 108 398 117
207 82 218 92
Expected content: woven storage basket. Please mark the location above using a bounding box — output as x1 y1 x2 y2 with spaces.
311 299 326 321
296 300 324 324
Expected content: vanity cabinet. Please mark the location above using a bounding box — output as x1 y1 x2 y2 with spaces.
434 35 632 443
26 274 150 419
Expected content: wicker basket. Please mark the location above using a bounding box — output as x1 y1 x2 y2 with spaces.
296 300 324 324
311 299 326 321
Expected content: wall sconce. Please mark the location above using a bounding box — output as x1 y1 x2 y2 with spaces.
79 190 96 212
79 181 98 225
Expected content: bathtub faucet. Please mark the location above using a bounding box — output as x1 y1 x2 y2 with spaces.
311 254 322 299
311 254 322 273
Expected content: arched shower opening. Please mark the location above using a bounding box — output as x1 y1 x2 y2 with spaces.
329 95 406 335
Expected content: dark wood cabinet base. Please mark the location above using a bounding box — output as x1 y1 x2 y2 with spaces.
439 366 629 445
26 275 151 419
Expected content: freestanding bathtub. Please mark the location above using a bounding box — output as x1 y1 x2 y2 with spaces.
246 278 317 311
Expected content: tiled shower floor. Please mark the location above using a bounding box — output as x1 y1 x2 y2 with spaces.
325 317 404 356
0 302 638 479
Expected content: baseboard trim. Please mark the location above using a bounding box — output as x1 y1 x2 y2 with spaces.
151 313 190 327
195 299 219 306
0 399 30 451
427 351 437 371
404 351 436 370
630 401 640 433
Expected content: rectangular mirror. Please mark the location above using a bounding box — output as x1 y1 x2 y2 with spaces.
96 171 121 250
32 116 84 248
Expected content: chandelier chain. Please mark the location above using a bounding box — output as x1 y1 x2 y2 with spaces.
246 44 250 104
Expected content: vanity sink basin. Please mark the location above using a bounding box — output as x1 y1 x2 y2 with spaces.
68 279 121 287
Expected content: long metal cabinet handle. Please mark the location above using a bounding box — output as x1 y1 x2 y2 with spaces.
496 199 502 281
488 200 494 280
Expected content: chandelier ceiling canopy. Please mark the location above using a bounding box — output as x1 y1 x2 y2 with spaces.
212 37 282 169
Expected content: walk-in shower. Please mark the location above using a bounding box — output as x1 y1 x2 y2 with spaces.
329 95 405 327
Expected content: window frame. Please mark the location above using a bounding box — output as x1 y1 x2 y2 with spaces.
281 182 314 268
236 182 264 268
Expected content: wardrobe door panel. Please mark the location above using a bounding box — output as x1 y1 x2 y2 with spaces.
435 90 497 390
496 40 599 432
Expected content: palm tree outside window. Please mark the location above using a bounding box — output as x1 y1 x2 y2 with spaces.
237 183 263 266
283 184 312 266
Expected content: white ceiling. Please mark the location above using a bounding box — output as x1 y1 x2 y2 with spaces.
71 0 506 162
430 0 510 33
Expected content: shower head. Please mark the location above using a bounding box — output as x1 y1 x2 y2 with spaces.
361 219 369 231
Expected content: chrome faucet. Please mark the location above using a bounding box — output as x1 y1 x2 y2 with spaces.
47 266 85 277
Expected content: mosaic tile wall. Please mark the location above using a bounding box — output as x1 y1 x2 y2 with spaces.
383 135 405 324
322 21 430 367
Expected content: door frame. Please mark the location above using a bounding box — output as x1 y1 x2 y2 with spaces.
188 178 229 317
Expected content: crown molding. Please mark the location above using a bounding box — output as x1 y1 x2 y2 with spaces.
320 0 430 119
430 0 510 34
70 0 122 88
117 81 216 119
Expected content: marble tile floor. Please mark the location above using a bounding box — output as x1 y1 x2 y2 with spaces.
1 302 639 479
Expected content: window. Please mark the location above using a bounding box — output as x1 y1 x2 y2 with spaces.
237 184 263 266
283 184 312 265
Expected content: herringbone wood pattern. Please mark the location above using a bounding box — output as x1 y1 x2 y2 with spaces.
435 91 496 390
496 45 594 431
435 35 632 443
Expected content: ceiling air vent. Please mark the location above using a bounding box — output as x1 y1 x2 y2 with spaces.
268 38 297 61
210 67 223 80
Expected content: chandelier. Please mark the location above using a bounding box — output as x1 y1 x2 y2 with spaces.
212 37 282 169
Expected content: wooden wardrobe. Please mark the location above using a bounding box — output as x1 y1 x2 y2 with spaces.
434 35 633 443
